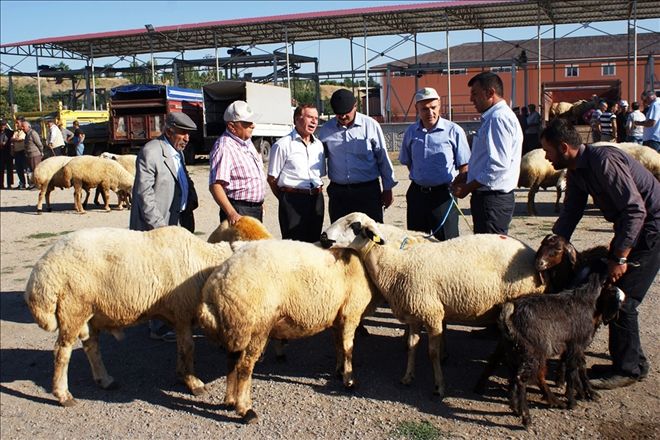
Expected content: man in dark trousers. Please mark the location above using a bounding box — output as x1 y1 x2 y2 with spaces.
540 118 659 389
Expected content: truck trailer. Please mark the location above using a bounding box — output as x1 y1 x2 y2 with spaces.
108 85 204 163
202 80 293 162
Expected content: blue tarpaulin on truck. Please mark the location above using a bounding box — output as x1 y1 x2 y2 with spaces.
110 84 204 102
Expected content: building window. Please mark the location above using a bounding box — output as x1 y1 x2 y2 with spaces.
490 66 512 73
602 63 615 76
565 65 579 77
441 68 467 75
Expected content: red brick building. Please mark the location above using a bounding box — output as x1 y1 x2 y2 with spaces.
378 32 659 122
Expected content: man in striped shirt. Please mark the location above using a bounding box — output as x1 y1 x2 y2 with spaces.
597 101 617 142
209 100 266 224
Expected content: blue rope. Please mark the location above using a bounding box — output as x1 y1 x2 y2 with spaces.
424 193 457 239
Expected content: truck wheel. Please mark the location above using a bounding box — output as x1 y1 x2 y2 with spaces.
258 139 271 163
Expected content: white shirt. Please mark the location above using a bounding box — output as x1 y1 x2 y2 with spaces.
48 124 65 148
627 110 645 138
268 129 326 189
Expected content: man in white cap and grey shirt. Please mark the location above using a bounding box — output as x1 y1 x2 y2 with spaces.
209 100 266 224
398 87 470 241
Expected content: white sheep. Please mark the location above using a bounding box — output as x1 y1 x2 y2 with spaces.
591 141 660 180
198 239 381 424
33 156 73 213
24 226 236 407
518 149 567 216
326 217 545 399
60 156 133 213
99 152 137 176
320 211 437 250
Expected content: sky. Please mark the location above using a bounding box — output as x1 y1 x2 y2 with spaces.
1 1 658 77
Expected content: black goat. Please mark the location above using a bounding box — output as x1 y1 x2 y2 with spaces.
499 273 625 427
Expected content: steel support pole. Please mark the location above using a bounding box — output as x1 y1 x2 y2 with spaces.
36 55 42 111
8 74 14 116
350 38 355 97
214 34 220 81
446 16 452 121
314 59 321 112
414 33 419 93
386 65 391 123
537 6 542 111
285 27 291 91
91 43 97 110
364 20 369 117
633 0 638 99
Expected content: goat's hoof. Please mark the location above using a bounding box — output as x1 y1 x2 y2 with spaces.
242 409 258 424
192 386 207 396
275 354 287 364
59 398 78 408
433 387 445 399
587 390 600 401
400 375 414 386
522 415 532 428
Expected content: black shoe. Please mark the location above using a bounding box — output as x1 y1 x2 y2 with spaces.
588 364 614 378
590 373 637 390
639 360 649 380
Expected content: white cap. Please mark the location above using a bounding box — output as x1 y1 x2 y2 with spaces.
414 87 440 103
618 99 629 107
224 100 254 123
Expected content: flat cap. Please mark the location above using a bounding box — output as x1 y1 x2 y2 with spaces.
166 112 197 131
224 100 254 123
415 87 440 103
330 89 357 115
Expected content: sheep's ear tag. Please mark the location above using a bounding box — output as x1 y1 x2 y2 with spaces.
372 234 382 243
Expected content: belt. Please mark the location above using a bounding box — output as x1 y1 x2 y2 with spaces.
412 181 449 194
228 198 263 207
331 179 378 189
279 186 323 195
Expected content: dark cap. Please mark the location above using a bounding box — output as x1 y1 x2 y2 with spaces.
330 89 357 115
166 112 197 131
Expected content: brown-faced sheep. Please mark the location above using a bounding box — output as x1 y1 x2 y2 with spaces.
207 215 273 243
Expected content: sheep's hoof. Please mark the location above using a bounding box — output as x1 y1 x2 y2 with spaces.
37 209 43 215
433 386 445 400
400 374 414 386
59 398 78 408
522 414 532 428
586 390 600 401
97 377 118 390
242 409 258 425
192 386 207 396
343 379 356 390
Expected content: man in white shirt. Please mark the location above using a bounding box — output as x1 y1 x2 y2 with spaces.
268 104 325 242
626 101 645 144
46 119 65 157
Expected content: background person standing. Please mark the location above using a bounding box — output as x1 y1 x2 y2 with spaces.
399 87 470 241
451 72 522 235
45 119 65 158
21 120 43 188
0 120 14 190
267 104 325 243
318 89 397 223
636 90 660 152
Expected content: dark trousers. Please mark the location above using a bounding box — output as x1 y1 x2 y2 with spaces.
219 198 264 222
470 190 515 235
327 179 383 223
609 229 659 377
0 149 14 188
406 182 458 241
278 192 324 243
13 151 27 187
43 146 64 159
642 140 660 153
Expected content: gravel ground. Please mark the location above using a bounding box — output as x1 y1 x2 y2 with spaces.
1 159 658 439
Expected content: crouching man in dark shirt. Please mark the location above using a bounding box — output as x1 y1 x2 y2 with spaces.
540 118 660 390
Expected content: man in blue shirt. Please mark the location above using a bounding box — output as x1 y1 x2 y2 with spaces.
635 90 660 152
399 87 470 240
318 89 397 223
451 72 523 235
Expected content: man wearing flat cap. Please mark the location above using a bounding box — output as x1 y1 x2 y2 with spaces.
318 88 397 223
209 100 266 224
399 87 470 241
130 112 198 232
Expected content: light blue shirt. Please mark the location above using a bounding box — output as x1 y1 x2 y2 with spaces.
318 112 398 190
165 141 188 211
467 100 523 193
398 118 470 187
642 98 660 142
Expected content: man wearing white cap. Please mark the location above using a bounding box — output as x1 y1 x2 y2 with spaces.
209 100 266 224
399 87 470 240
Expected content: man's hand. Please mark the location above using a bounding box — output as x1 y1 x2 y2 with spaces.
607 260 628 284
382 189 393 209
228 211 242 226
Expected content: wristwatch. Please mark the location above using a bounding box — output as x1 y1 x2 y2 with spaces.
610 256 627 265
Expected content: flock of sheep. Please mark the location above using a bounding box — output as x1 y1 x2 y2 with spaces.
18 141 658 426
25 207 627 427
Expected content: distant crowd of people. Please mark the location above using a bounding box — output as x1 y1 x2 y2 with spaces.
0 117 86 190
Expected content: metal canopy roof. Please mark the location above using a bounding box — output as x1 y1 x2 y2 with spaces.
2 0 658 60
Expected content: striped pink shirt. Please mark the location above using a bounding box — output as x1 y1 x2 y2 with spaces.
209 131 266 203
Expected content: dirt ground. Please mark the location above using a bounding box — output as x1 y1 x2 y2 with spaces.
1 160 658 439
